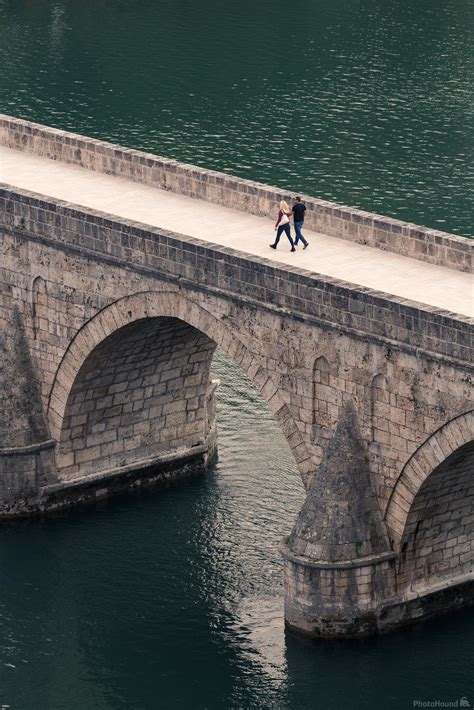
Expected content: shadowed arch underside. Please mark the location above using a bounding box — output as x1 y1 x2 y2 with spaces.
385 411 474 550
397 440 473 594
57 316 217 479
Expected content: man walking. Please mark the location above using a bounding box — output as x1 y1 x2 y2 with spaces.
292 196 308 249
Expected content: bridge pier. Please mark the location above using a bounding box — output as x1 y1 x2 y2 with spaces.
0 439 58 517
281 400 474 638
0 306 60 515
282 400 399 638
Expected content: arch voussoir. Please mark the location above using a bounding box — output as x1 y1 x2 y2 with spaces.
435 430 456 459
450 418 468 447
427 437 447 465
226 340 247 367
398 470 420 497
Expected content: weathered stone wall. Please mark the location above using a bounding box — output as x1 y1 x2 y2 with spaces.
0 306 49 447
283 551 398 638
0 113 471 272
385 411 474 549
282 402 473 639
0 440 57 509
313 346 473 509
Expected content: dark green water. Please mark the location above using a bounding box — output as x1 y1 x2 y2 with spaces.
0 2 473 708
0 0 473 235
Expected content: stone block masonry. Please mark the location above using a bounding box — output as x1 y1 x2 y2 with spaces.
0 113 471 272
0 186 471 365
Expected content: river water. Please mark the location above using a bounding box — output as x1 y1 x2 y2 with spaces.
0 1 472 709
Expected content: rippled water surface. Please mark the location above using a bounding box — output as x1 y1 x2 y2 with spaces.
0 2 473 708
0 0 472 235
0 352 473 709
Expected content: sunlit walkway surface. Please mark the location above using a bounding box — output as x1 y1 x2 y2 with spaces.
1 145 471 317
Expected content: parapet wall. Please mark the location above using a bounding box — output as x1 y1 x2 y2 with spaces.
0 184 471 365
0 114 471 273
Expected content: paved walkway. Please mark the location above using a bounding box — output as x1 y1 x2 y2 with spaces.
0 146 472 317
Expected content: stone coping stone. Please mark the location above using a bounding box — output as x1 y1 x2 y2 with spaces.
281 542 398 569
0 439 57 456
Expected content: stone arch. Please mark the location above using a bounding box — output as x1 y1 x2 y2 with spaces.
385 410 474 551
47 290 312 482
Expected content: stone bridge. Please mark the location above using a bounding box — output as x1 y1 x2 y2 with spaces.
0 115 472 638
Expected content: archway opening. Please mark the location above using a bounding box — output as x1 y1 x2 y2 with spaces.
397 440 473 594
58 317 216 479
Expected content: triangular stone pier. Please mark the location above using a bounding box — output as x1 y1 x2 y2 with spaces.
287 398 392 563
0 306 49 448
282 399 397 638
0 306 58 513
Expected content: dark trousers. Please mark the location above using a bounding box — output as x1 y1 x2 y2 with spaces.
274 223 295 248
294 221 308 246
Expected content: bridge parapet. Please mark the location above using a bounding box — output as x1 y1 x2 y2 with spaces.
0 113 471 273
0 185 471 366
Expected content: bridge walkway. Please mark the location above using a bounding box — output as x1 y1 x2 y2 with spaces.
0 145 471 318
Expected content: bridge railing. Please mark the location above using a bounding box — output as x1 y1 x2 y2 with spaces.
0 114 471 273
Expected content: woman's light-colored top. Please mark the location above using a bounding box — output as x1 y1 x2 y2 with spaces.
275 209 291 228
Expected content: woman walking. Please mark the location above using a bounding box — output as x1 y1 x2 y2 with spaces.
270 200 295 252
